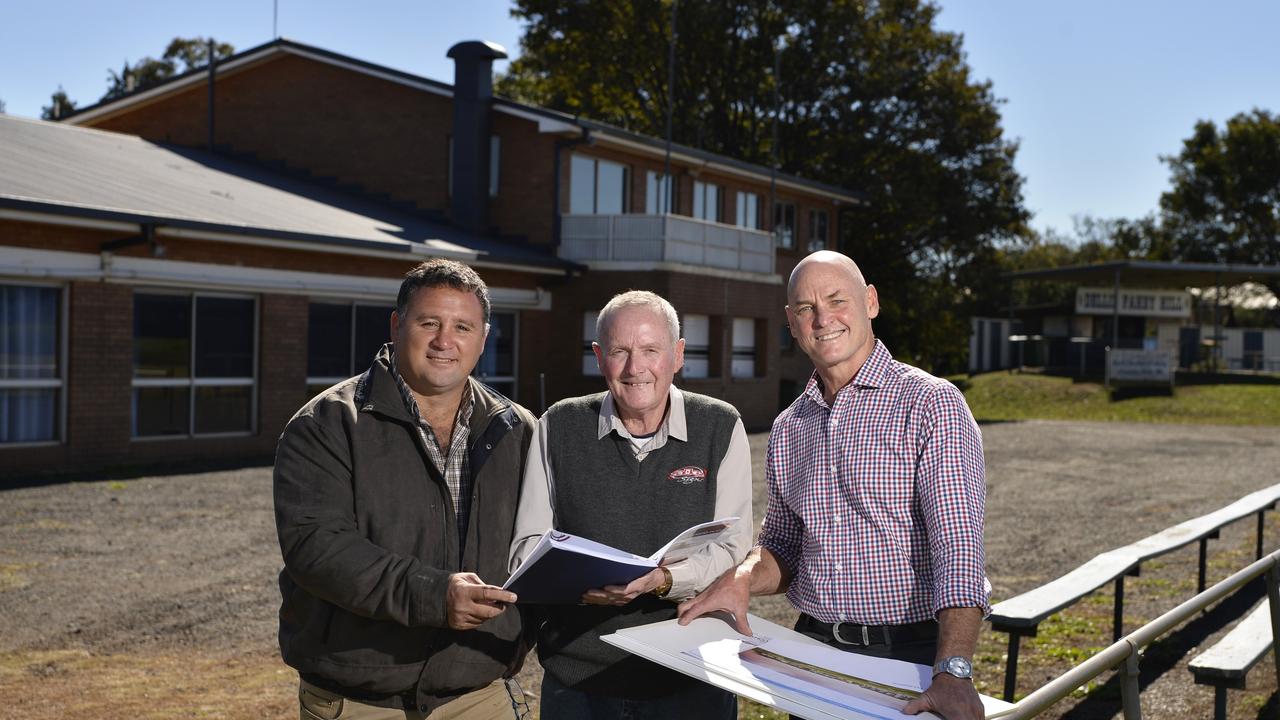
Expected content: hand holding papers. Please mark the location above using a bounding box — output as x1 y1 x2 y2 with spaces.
602 614 1014 720
503 517 739 604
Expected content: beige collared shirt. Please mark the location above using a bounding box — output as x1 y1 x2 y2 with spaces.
509 386 753 600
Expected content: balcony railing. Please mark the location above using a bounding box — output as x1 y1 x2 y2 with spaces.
559 214 775 275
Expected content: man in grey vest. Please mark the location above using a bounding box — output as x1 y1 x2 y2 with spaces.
509 290 751 719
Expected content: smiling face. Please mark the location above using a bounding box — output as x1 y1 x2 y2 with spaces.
390 285 488 400
593 305 685 432
785 253 880 391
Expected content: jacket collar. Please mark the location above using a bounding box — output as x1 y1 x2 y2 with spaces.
357 344 513 440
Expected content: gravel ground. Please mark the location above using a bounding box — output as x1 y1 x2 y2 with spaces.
2 419 1278 718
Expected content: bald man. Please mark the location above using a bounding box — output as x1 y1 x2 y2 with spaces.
679 251 990 720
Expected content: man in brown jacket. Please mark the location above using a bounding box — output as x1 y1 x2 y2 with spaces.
274 259 535 719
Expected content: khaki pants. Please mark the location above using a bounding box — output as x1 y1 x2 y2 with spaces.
299 678 513 720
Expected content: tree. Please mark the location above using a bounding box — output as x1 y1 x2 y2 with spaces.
500 0 1029 371
0 97 6 114
101 37 235 102
41 86 77 120
1160 109 1280 298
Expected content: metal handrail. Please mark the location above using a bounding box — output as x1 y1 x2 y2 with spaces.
999 548 1280 719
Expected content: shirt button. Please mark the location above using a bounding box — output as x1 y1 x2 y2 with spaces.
829 464 837 473
834 562 843 571
832 515 841 525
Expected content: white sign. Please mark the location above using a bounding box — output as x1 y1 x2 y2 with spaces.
1076 287 1191 318
1109 349 1173 383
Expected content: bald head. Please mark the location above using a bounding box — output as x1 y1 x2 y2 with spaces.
787 250 867 303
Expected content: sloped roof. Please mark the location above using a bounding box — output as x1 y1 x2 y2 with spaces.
61 38 865 205
0 114 569 271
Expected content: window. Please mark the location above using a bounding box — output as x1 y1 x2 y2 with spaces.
735 191 760 229
692 181 721 222
447 135 502 198
133 292 256 438
570 155 627 214
581 312 601 376
682 314 710 378
0 284 63 444
808 209 829 251
306 302 395 396
645 171 675 215
731 317 757 378
474 311 517 399
774 202 796 249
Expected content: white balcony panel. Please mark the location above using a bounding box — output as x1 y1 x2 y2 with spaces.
560 214 774 275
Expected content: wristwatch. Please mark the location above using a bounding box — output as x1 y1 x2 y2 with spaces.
651 567 673 598
933 656 973 680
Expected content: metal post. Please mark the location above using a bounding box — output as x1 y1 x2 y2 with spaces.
1267 563 1279 704
1120 644 1142 720
1212 687 1226 720
1259 510 1266 560
207 39 217 152
1002 632 1022 702
662 0 676 215
1198 537 1209 593
1114 575 1125 641
1212 271 1222 373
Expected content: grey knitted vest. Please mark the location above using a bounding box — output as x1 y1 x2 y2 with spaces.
536 390 739 697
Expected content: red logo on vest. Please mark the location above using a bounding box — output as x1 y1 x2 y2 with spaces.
668 466 707 485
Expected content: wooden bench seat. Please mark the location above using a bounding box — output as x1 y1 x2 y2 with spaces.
989 482 1280 701
1188 599 1274 720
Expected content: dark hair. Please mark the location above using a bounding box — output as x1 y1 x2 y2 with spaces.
396 258 491 324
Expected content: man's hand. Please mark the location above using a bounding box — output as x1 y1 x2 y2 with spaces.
581 567 666 605
903 673 983 720
676 564 753 635
446 572 515 630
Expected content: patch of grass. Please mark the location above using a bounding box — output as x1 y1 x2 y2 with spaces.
740 699 791 719
953 372 1280 425
107 481 127 491
0 563 37 591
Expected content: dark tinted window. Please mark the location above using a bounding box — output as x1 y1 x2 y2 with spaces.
194 297 254 377
307 303 352 378
354 305 393 369
134 294 191 378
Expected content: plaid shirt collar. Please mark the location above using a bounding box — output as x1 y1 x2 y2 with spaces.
387 349 475 450
803 338 891 407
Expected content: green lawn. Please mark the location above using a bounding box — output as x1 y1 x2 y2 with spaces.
953 372 1280 425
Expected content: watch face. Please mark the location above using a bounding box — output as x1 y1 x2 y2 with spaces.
945 656 973 678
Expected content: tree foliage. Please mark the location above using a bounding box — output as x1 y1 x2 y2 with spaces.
101 37 235 102
1160 109 1280 297
40 86 77 120
500 0 1029 371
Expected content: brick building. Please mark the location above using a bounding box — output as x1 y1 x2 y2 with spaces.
1 38 862 476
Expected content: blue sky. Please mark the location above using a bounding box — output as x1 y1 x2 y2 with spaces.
2 0 1276 236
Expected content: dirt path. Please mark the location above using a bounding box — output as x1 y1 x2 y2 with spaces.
2 419 1278 718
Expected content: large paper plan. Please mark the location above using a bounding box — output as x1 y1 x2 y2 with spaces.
603 614 1015 720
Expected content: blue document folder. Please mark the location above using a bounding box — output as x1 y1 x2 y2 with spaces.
504 518 739 605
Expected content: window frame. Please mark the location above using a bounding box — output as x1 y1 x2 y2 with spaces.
131 289 259 441
774 202 797 249
693 181 721 223
473 310 520 400
0 280 68 447
807 208 829 251
305 300 395 392
570 154 630 215
735 191 760 229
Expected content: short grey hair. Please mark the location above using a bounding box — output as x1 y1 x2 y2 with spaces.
595 290 680 345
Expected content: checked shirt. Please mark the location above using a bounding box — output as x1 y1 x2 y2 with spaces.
389 350 474 543
758 340 989 625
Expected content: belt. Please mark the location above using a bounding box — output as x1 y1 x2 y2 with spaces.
797 614 938 647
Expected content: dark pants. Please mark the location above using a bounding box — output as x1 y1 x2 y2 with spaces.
793 613 938 665
539 671 737 720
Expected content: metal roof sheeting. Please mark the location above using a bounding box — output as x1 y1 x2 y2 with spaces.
0 114 568 270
